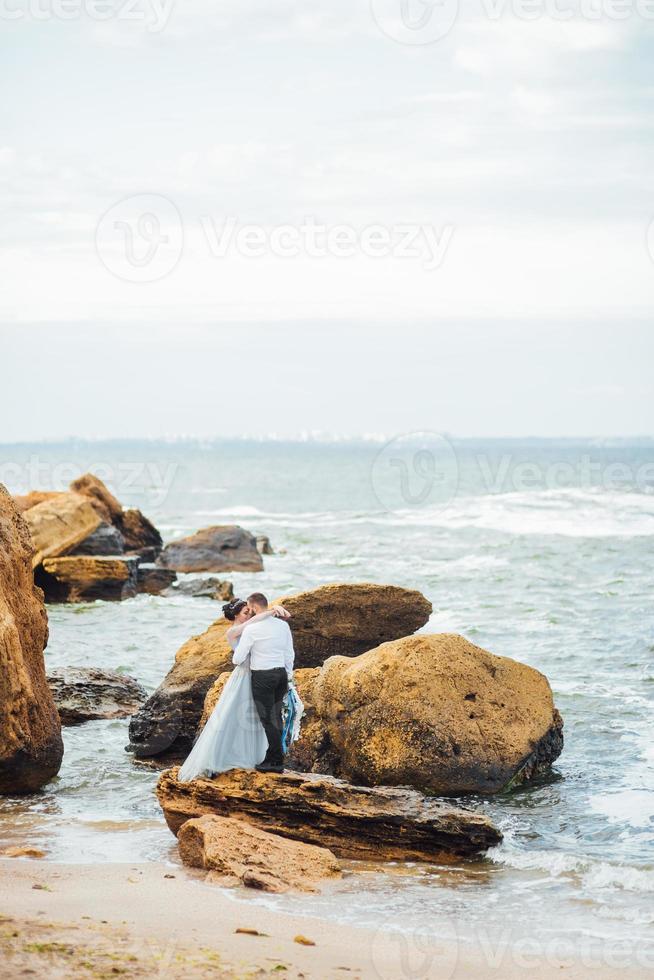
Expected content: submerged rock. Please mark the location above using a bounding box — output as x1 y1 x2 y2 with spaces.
163 577 234 601
23 493 102 567
128 583 432 758
35 555 139 603
157 767 502 860
287 633 564 795
0 485 63 794
255 535 274 555
48 667 147 724
177 813 341 893
157 525 263 574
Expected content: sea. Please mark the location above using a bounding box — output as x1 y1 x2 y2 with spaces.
0 437 652 970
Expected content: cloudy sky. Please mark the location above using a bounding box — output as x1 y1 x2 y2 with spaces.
1 1 653 438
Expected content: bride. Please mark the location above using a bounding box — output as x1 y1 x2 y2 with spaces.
178 597 290 782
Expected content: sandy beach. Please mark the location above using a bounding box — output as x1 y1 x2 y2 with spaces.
1 857 650 979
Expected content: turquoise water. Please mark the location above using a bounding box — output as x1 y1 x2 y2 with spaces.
0 438 652 961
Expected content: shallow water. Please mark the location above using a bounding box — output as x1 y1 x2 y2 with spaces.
0 438 652 957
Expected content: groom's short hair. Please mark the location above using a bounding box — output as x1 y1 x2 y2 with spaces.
248 592 268 610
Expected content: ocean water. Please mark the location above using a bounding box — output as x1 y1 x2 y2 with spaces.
0 438 653 962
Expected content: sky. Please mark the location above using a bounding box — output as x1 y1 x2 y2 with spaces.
1 1 653 438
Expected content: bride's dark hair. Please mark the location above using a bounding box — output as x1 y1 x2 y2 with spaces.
223 598 247 621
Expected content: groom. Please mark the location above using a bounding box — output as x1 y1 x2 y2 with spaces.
232 592 295 774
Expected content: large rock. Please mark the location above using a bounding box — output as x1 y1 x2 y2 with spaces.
128 583 432 758
127 618 233 757
70 473 123 525
71 523 125 556
275 582 432 667
48 667 147 724
0 485 63 793
157 768 501 860
136 564 177 596
23 493 102 567
292 634 564 795
118 508 163 559
163 577 234 601
157 525 263 573
178 814 341 893
35 556 139 603
12 491 63 514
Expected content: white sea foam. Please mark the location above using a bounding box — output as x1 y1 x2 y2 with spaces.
589 789 654 830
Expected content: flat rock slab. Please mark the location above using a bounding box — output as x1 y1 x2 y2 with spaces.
178 813 341 893
157 525 263 573
163 577 234 600
24 493 102 567
157 768 502 861
48 667 147 724
36 556 139 602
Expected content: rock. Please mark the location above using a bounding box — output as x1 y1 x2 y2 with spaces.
127 618 233 757
162 577 234 601
136 564 177 596
157 525 263 574
12 491 63 514
255 535 274 555
157 768 502 860
47 667 147 723
0 845 46 858
23 493 102 567
35 556 139 603
0 485 63 794
295 633 564 795
177 814 341 893
119 508 163 559
70 473 123 525
129 583 431 758
71 523 125 556
274 583 433 668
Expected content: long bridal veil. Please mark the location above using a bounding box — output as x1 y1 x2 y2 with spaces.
178 664 268 782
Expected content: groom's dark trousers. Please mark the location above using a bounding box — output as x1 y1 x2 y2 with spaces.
251 667 288 766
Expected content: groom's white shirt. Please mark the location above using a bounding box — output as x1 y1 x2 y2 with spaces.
232 616 295 678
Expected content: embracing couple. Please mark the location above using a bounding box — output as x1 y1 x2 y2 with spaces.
178 592 300 783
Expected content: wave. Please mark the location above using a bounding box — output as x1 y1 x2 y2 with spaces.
180 488 654 538
491 847 654 895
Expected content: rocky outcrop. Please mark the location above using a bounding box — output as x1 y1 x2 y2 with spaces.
35 556 139 603
136 564 177 596
118 508 162 560
70 473 123 525
48 667 147 724
163 577 234 601
156 525 263 574
23 493 102 567
127 618 233 757
129 583 432 758
71 523 125 556
274 583 432 668
0 485 63 793
12 491 63 514
157 768 502 860
288 634 564 795
177 814 341 892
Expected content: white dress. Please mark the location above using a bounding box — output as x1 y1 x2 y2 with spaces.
178 645 268 782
